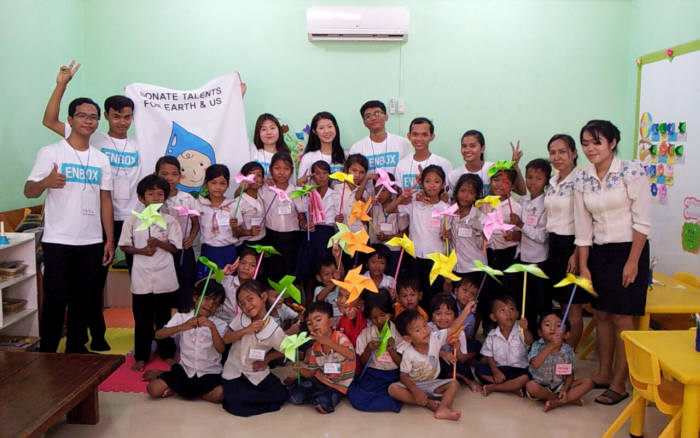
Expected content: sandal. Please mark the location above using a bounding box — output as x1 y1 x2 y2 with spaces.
595 388 629 405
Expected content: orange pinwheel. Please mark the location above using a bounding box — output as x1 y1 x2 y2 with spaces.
349 197 373 224
339 228 375 257
332 265 378 304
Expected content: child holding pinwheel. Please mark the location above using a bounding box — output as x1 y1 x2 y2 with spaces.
231 161 266 250
118 175 182 371
221 280 289 417
289 301 356 414
156 156 200 312
216 246 258 324
313 257 343 323
348 289 406 412
449 173 487 282
336 154 370 234
367 170 409 276
146 280 227 403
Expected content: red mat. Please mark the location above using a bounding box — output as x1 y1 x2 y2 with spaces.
99 354 175 393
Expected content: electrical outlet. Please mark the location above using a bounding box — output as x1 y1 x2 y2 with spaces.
397 98 405 114
388 98 396 114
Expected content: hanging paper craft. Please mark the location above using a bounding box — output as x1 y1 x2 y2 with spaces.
504 263 549 322
554 274 598 331
195 256 224 316
682 222 700 253
338 228 375 257
331 265 379 304
386 234 416 288
426 250 461 285
375 169 397 195
248 244 281 279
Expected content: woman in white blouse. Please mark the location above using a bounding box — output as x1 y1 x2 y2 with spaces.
544 134 586 348
573 120 651 406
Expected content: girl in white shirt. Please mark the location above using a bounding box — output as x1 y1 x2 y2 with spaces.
449 174 486 277
297 111 347 183
232 161 266 249
573 120 651 405
367 171 409 277
197 164 238 279
249 114 291 178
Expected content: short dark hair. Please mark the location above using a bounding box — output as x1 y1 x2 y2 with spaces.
307 301 333 319
580 120 620 155
409 117 434 134
68 97 100 118
241 161 264 177
430 293 459 316
421 164 445 184
360 100 386 116
364 244 390 268
363 289 394 320
454 275 478 290
396 275 421 295
547 134 578 166
490 294 516 313
395 308 423 336
452 174 483 203
193 278 225 303
525 158 552 181
239 246 259 262
319 256 336 270
204 164 230 185
270 152 294 170
155 155 181 173
137 174 170 198
538 310 571 333
345 153 369 172
237 279 265 299
311 160 331 174
104 95 134 113
491 168 517 185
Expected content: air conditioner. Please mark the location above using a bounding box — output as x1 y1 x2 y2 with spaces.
307 7 410 41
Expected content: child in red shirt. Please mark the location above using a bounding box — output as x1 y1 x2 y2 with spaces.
336 286 367 373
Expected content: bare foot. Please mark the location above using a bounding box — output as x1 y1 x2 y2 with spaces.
511 388 524 398
481 384 493 397
425 399 440 412
131 360 145 371
544 398 565 412
164 358 178 366
467 381 483 393
161 387 173 398
142 369 164 381
571 398 584 407
434 406 462 421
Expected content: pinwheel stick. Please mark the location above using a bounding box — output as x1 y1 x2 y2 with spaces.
296 349 301 384
443 217 449 255
453 344 457 380
263 287 287 321
305 196 311 242
559 285 578 332
179 219 190 266
194 271 213 316
392 248 405 289
253 252 264 279
501 170 513 215
475 272 488 302
260 193 278 224
233 183 246 218
338 183 347 214
521 272 528 318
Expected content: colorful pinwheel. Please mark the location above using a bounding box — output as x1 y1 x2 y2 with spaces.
330 171 355 213
172 205 201 265
554 274 598 331
233 173 258 217
248 244 281 279
487 160 515 214
474 196 501 211
331 265 379 304
374 319 392 358
432 203 458 254
291 184 318 242
327 222 351 252
504 263 549 321
280 331 312 383
375 169 397 195
291 184 318 199
349 198 373 225
426 250 461 285
482 210 515 241
263 275 302 320
133 203 166 235
472 260 504 300
339 228 375 257
386 234 416 288
195 256 224 316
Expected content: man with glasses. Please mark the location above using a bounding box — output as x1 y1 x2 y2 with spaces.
25 97 114 353
349 100 412 175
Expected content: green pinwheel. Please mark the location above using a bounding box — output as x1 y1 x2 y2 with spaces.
280 331 312 362
264 275 302 320
504 263 549 321
133 203 166 232
290 184 318 199
195 256 224 316
374 319 392 358
471 260 504 301
327 222 351 252
248 244 281 279
486 160 515 178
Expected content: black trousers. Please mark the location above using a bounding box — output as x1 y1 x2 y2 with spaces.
173 247 197 312
131 292 176 362
40 242 103 352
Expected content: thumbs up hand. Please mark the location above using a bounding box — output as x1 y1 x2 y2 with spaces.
44 163 66 189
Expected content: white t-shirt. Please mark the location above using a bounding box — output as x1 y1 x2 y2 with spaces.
447 161 494 196
349 133 412 174
313 285 341 320
249 143 296 184
162 190 199 240
165 311 228 377
27 139 112 245
355 321 407 371
361 272 394 290
65 123 140 221
216 275 241 324
297 150 347 179
398 197 448 258
399 329 447 382
450 207 487 273
259 184 304 232
118 212 182 294
395 153 453 190
427 322 468 355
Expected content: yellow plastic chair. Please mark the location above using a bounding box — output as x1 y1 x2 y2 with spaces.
602 332 684 438
673 271 700 289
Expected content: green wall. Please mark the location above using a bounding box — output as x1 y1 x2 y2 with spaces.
2 0 699 212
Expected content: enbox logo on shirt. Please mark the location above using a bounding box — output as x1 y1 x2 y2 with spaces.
101 148 139 168
402 174 417 189
368 152 399 170
62 163 102 185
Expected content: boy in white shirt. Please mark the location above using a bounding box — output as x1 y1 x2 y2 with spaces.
119 175 183 371
394 117 453 190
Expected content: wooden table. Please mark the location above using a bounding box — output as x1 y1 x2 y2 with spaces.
0 351 124 438
639 272 700 330
623 330 700 438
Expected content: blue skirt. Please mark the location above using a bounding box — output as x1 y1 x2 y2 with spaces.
295 225 335 282
347 367 401 412
198 243 237 279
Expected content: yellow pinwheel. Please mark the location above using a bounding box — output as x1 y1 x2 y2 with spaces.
339 228 375 257
426 250 461 285
386 234 415 258
332 265 379 304
329 171 354 185
349 197 373 224
474 196 501 210
555 274 598 331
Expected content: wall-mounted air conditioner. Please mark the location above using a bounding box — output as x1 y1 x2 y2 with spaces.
307 7 410 41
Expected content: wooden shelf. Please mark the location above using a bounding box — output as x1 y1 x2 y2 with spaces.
0 272 36 290
0 308 37 330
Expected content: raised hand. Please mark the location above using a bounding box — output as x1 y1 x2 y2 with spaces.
44 163 66 189
57 60 80 85
510 140 523 164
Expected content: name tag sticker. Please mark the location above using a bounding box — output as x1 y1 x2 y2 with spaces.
113 178 130 200
81 191 98 216
426 218 441 228
277 202 292 215
458 227 472 237
249 348 266 361
555 363 572 375
376 352 392 362
251 217 263 226
380 222 393 232
324 362 342 374
215 210 231 225
526 215 538 227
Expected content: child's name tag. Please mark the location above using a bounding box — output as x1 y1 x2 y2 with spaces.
555 363 572 375
113 178 130 200
526 215 538 227
215 210 230 225
380 222 393 233
277 202 292 215
458 227 472 237
81 191 98 216
376 352 392 363
426 217 441 228
251 217 263 226
323 362 341 374
249 348 266 361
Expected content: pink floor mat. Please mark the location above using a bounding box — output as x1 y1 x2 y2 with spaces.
99 354 176 393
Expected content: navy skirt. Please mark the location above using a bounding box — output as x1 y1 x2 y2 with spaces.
547 233 589 305
295 225 335 282
589 240 649 315
198 243 237 279
347 367 401 412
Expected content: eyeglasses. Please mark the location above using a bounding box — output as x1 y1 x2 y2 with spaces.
73 113 99 121
363 110 385 121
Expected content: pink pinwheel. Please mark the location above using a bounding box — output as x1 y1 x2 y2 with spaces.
234 173 257 185
432 203 458 218
172 205 200 265
374 169 397 195
481 210 515 241
268 185 290 202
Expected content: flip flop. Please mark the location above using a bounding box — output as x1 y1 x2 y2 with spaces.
592 382 610 389
595 388 629 405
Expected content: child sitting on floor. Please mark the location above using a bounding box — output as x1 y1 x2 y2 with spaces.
335 286 367 348
453 276 483 356
525 311 593 412
475 294 533 397
146 281 227 403
288 301 356 414
313 257 343 323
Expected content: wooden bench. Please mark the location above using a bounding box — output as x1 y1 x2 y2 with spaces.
0 351 123 438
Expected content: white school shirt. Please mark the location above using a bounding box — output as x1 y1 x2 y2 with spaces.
394 153 453 190
399 329 447 382
315 187 341 226
297 150 347 178
234 193 266 243
259 184 303 232
65 123 140 221
544 170 577 236
216 275 241 324
361 272 394 290
27 140 113 245
165 311 228 377
573 157 651 246
447 161 494 197
427 322 468 355
313 285 341 320
397 196 448 258
369 202 409 250
349 133 412 174
273 304 299 325
162 190 199 240
222 312 287 384
518 193 548 263
340 185 369 233
356 321 407 371
118 212 182 294
486 200 522 251
480 321 529 368
450 208 487 273
197 196 238 247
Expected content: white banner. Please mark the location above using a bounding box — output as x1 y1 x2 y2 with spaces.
125 73 249 195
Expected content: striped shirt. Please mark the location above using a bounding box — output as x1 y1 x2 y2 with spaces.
306 330 356 393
